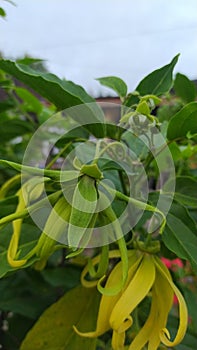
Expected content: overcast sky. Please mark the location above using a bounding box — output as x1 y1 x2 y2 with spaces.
0 0 197 96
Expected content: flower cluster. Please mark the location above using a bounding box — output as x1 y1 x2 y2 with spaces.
75 250 188 350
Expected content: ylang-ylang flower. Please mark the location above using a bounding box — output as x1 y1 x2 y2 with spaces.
74 250 188 350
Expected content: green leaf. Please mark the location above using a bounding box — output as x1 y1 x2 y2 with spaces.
0 7 6 17
20 285 100 350
174 176 197 207
0 60 105 137
168 203 197 235
0 244 80 319
16 57 44 66
0 118 34 142
174 73 196 103
0 269 57 319
0 98 15 113
0 60 93 109
163 208 197 273
56 126 89 147
96 76 127 99
167 102 197 140
15 87 43 114
41 266 81 289
136 54 179 96
183 287 197 331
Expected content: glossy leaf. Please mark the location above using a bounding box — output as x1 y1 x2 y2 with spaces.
16 57 44 66
0 118 34 142
0 269 59 319
174 176 197 207
163 212 197 273
0 60 105 137
20 285 100 350
174 73 196 103
168 203 197 235
136 54 179 96
0 98 15 112
41 266 81 289
15 87 43 114
167 102 197 140
0 60 93 109
0 7 6 17
96 76 127 99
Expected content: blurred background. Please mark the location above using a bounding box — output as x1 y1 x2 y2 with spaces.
0 0 197 96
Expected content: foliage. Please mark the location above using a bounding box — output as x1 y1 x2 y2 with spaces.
0 55 196 350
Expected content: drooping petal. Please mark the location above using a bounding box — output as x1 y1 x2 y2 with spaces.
112 317 132 350
74 258 123 338
110 254 155 333
74 250 140 339
7 177 47 267
128 288 158 350
81 249 122 289
7 187 26 267
148 259 174 349
154 256 188 347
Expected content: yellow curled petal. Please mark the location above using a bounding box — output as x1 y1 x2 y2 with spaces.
7 234 27 267
6 177 47 267
110 254 155 332
128 286 158 350
75 256 127 338
147 260 174 350
129 256 174 350
154 256 188 347
112 328 126 350
81 249 121 288
75 250 139 339
7 186 26 267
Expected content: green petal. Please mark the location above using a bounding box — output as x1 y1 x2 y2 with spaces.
68 175 98 248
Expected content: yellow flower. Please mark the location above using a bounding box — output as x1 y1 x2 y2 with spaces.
74 251 188 350
7 177 46 267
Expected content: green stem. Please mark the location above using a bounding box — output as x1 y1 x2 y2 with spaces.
0 190 62 227
88 244 109 279
46 142 71 169
97 194 128 295
101 182 166 234
93 141 126 164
